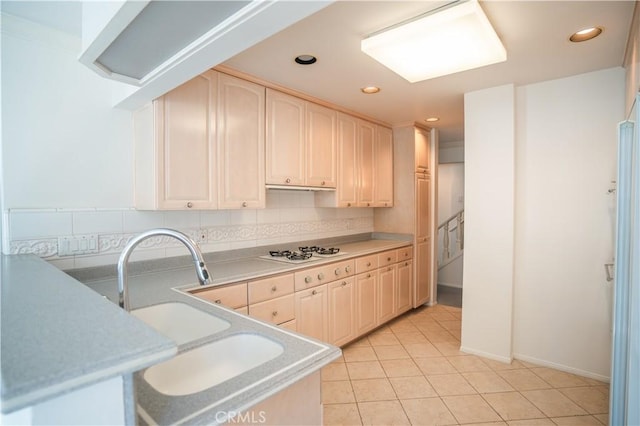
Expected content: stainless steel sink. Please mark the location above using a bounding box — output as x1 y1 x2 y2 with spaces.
142 333 284 396
131 302 230 345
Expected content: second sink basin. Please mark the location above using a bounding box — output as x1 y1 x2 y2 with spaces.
131 302 230 345
142 333 284 396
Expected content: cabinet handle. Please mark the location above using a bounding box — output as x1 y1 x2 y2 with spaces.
384 202 388 206
335 268 341 276
341 281 347 287
285 178 291 183
388 267 392 271
318 273 325 280
272 311 278 317
345 265 352 273
367 273 371 278
214 299 221 304
242 201 248 207
367 203 371 207
387 257 391 261
271 286 277 292
366 262 371 267
187 202 193 208
347 202 351 207
321 181 326 186
405 262 409 266
305 276 312 283
312 290 317 295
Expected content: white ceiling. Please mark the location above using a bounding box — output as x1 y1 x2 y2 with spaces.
223 1 635 142
1 1 635 143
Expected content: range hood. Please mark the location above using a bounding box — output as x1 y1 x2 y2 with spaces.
79 0 332 110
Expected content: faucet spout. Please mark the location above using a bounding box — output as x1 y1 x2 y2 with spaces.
117 228 210 311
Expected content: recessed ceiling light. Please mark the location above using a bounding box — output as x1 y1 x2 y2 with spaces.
361 86 381 94
425 117 440 122
294 54 317 65
569 27 603 42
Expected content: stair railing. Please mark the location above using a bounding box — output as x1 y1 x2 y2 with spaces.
437 209 464 269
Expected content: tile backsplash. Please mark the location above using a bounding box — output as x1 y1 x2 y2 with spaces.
4 190 374 270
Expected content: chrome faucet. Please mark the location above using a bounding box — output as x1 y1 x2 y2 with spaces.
117 228 210 311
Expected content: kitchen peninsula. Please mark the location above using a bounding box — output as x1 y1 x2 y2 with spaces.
2 233 412 425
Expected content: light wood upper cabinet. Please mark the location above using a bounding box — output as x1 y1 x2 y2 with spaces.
334 113 359 207
134 70 217 210
265 89 306 186
217 74 265 209
134 70 265 210
374 125 394 207
266 89 336 189
306 102 337 188
415 127 430 174
358 120 376 207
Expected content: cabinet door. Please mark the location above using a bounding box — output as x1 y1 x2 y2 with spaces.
355 271 377 335
336 113 358 207
155 71 217 209
328 278 356 346
306 102 336 188
374 126 394 207
217 74 265 209
294 284 328 341
397 260 413 314
415 174 432 307
358 120 375 207
378 265 396 324
415 128 430 174
265 89 305 186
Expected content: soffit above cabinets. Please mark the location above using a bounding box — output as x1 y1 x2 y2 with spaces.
77 0 333 110
95 1 251 81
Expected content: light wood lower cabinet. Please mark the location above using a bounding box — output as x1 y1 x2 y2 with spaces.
190 282 247 310
397 260 413 315
190 246 414 347
294 285 328 341
377 265 397 325
327 277 356 347
355 271 378 336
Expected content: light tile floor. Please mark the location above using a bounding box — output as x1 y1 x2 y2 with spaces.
322 304 609 426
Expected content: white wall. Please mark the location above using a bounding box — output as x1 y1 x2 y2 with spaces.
461 84 515 363
513 67 623 380
0 14 373 269
462 68 624 379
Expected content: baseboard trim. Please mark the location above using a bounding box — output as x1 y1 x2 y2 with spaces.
437 282 463 289
460 346 513 364
512 353 610 383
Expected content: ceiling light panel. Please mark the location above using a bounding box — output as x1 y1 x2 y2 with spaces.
361 0 506 83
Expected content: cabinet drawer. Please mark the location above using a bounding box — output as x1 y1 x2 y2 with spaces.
396 246 413 261
356 254 378 274
295 260 353 291
378 250 398 267
280 319 297 331
249 294 295 325
191 283 247 309
248 273 294 304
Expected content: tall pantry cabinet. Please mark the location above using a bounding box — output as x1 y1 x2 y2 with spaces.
374 124 437 307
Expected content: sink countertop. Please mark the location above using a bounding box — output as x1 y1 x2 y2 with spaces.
82 236 411 425
0 255 177 415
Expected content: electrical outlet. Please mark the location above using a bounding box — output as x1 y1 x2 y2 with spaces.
58 235 99 256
